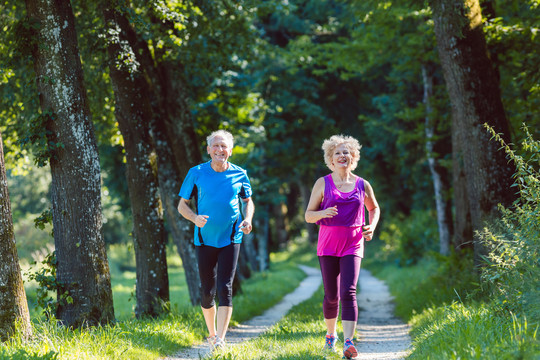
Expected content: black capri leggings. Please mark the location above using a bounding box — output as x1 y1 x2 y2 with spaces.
197 243 241 309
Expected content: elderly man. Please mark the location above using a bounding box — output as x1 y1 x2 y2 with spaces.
178 129 254 350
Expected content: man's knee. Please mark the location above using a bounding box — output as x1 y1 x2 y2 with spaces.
216 283 233 307
200 288 216 308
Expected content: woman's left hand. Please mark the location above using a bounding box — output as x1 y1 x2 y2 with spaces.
363 225 374 241
239 221 252 234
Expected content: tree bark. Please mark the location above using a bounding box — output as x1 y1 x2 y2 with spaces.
113 11 203 305
25 0 114 327
300 182 318 244
431 0 516 264
271 202 288 249
452 127 474 251
129 36 202 305
152 63 202 305
0 132 32 341
257 213 270 271
103 8 169 317
422 64 453 255
240 231 258 273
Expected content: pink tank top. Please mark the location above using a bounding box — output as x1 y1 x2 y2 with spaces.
316 175 365 227
316 175 366 257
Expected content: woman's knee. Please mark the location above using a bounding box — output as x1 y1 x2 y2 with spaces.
324 294 339 307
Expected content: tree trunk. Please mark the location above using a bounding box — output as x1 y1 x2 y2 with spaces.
149 97 201 306
152 63 203 305
452 129 474 251
422 64 453 255
25 0 114 327
300 182 318 244
0 132 32 341
256 211 270 271
431 0 516 264
241 231 258 273
271 202 288 249
122 22 202 304
103 8 169 317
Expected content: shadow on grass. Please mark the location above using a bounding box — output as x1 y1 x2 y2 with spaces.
1 349 58 360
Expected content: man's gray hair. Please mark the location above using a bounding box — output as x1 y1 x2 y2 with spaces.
207 130 234 148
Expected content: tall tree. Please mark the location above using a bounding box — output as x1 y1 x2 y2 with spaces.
103 7 169 317
0 131 32 341
430 0 516 263
24 0 114 327
113 6 203 305
422 64 453 255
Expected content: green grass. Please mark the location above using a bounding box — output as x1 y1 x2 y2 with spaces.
366 254 539 360
209 286 345 360
1 240 317 360
409 303 539 360
367 255 479 322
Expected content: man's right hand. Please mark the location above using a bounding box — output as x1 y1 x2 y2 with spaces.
194 215 209 228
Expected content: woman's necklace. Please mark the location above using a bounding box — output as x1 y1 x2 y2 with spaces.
334 174 350 189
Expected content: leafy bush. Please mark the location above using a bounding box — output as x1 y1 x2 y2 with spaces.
480 125 540 324
377 209 439 266
371 252 479 322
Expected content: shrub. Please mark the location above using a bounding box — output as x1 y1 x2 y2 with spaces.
480 125 540 323
377 209 439 266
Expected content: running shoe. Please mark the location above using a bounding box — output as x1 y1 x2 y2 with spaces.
214 336 226 350
207 335 217 349
207 335 224 350
323 333 338 351
343 338 358 359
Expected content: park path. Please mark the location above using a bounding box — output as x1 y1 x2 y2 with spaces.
355 270 411 359
164 265 411 359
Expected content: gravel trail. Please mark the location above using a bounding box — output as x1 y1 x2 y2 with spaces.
164 265 411 359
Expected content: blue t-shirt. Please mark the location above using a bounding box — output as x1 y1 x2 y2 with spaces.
178 161 253 248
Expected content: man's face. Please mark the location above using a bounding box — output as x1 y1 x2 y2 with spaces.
207 136 233 163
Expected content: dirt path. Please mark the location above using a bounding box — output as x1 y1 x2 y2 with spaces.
165 265 321 360
164 266 410 359
356 269 411 359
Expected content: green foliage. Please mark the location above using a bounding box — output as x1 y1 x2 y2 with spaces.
376 209 440 266
409 302 539 360
484 0 540 135
26 251 60 318
368 253 480 322
33 210 52 232
480 125 540 323
4 244 310 359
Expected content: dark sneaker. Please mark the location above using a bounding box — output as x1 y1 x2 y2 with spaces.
343 338 358 359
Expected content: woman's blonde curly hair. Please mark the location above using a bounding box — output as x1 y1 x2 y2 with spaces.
322 135 362 171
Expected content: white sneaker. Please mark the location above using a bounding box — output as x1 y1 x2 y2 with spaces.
207 335 225 351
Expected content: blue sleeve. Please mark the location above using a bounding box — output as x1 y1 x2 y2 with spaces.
178 168 197 199
239 171 252 199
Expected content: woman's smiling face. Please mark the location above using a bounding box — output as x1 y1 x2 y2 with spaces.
332 143 353 170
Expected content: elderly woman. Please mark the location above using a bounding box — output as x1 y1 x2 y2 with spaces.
305 134 380 359
178 129 254 350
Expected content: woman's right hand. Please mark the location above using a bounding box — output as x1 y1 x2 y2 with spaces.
321 206 338 219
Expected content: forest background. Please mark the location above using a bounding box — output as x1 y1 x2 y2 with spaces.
0 0 539 359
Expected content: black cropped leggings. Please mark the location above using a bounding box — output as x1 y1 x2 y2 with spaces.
197 243 241 309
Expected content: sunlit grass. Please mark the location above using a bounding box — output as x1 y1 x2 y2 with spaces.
409 302 539 359
366 255 539 360
210 286 346 360
3 240 317 359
